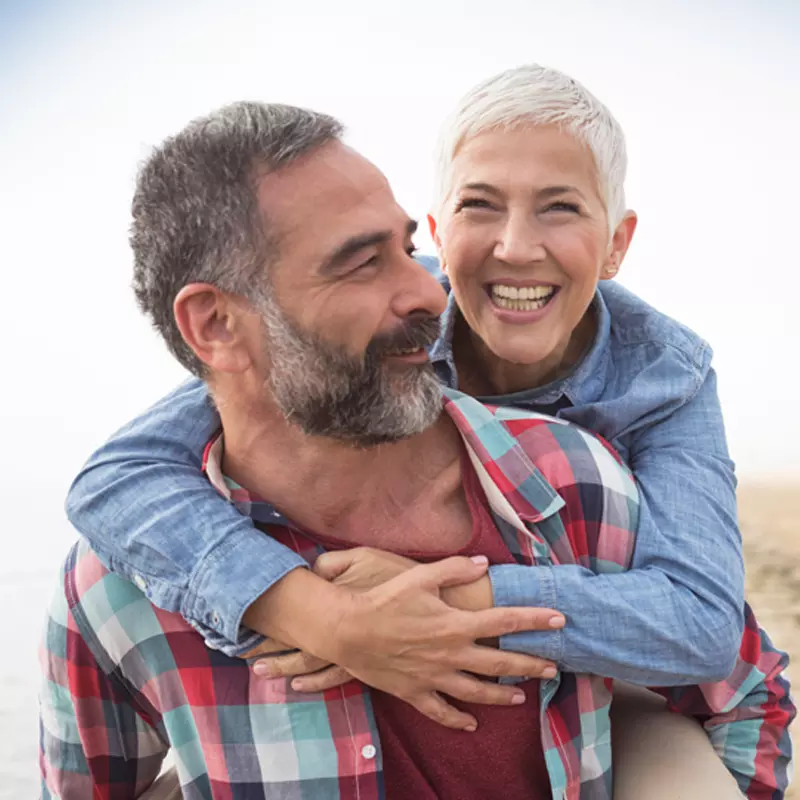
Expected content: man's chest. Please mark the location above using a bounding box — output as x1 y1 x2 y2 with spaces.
304 458 481 556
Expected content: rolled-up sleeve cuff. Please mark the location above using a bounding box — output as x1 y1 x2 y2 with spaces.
182 527 307 649
490 563 563 663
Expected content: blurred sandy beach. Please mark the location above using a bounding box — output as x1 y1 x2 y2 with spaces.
4 483 797 799
738 485 799 799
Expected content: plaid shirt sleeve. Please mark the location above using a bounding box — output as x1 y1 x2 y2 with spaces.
39 551 168 799
650 602 795 799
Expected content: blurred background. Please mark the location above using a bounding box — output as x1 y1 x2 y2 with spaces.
2 0 798 795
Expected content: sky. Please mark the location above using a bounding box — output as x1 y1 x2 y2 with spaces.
1 0 798 791
1 0 798 536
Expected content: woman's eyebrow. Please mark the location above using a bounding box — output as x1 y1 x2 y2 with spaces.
538 185 583 199
461 182 502 194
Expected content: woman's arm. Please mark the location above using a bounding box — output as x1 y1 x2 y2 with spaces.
65 381 560 730
65 379 308 651
490 368 745 684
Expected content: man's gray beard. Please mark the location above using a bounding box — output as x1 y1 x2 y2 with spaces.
257 293 443 447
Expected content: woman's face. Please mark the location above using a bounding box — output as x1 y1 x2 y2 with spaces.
432 124 635 376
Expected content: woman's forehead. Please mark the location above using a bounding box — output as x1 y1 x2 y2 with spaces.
449 125 601 198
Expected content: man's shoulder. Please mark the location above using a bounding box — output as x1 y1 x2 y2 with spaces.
492 406 637 496
471 404 640 567
450 392 638 508
54 540 194 669
445 388 633 484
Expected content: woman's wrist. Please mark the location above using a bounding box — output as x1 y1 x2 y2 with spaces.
442 574 494 611
242 568 354 657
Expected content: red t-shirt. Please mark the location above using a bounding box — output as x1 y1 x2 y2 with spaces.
307 451 551 799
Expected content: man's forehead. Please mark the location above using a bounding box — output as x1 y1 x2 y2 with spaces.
257 142 389 212
256 142 406 244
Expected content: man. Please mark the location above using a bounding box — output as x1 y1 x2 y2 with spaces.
40 102 792 799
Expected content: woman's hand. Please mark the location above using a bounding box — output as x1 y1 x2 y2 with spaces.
314 546 419 590
247 549 562 731
248 547 419 691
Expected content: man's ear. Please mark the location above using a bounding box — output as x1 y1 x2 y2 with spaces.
427 214 447 274
173 283 255 373
601 211 638 280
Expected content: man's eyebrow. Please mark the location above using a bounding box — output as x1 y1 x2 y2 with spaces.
320 219 418 274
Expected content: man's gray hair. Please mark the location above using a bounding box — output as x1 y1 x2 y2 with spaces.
432 64 628 231
131 101 344 376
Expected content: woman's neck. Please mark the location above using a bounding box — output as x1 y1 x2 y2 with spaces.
454 310 597 397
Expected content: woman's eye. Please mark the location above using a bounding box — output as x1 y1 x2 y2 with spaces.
544 201 580 214
456 197 494 212
406 245 418 257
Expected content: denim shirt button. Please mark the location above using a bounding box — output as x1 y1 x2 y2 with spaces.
211 611 221 627
133 574 147 592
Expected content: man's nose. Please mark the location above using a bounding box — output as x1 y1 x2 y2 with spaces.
391 253 449 319
493 214 547 266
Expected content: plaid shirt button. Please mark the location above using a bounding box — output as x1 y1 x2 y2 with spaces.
361 744 377 760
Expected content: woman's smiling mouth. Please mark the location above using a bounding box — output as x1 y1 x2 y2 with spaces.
488 282 559 312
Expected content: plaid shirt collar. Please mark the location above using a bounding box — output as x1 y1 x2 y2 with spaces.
202 387 566 528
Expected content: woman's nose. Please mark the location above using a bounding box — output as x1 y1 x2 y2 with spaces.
494 216 547 266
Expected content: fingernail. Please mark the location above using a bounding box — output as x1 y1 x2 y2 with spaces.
549 615 566 629
470 555 489 565
542 666 557 679
253 662 271 677
465 723 477 732
291 679 304 690
511 691 526 705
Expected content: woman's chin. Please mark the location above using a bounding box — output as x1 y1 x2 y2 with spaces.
484 342 555 369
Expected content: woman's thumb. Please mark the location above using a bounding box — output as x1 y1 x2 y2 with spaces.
313 550 356 581
417 554 490 591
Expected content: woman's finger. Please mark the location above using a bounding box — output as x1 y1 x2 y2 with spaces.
252 650 332 679
435 672 530 707
291 666 353 693
409 691 478 732
455 643 558 679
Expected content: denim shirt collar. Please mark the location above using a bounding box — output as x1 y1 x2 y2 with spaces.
429 286 613 406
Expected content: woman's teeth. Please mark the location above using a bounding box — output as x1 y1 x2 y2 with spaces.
386 347 423 356
490 284 556 311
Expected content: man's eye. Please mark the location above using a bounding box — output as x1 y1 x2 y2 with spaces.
357 255 380 270
406 245 418 257
455 198 494 212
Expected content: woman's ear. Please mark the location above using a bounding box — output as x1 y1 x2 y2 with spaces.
601 211 638 280
173 284 256 373
427 214 448 274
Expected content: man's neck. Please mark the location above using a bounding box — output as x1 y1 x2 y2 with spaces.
219 399 463 538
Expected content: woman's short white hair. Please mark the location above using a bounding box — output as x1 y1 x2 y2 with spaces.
433 64 628 229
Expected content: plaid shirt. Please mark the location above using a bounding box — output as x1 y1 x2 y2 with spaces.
40 388 794 799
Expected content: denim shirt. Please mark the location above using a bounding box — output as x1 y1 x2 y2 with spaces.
65 262 744 686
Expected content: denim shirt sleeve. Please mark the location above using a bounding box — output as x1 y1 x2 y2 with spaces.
490 367 745 685
64 379 307 648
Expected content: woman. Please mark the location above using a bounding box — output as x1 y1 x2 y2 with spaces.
67 66 761 797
